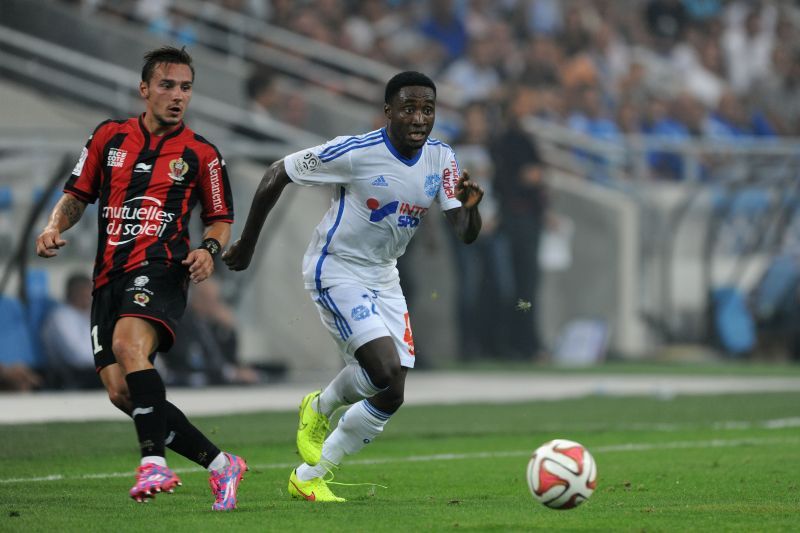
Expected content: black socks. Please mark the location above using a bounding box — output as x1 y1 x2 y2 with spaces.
126 369 167 458
164 401 221 468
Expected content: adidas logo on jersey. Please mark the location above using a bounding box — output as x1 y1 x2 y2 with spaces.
371 175 389 187
134 163 152 173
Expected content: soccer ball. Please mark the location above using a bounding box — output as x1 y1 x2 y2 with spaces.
526 439 597 510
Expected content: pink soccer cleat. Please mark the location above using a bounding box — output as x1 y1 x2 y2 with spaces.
129 463 182 503
209 453 248 511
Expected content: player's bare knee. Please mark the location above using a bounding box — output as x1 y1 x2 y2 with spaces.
383 390 405 412
107 386 132 414
366 358 401 390
111 338 149 369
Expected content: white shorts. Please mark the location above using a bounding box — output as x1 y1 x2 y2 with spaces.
310 283 416 368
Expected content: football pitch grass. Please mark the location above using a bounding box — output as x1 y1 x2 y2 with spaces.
2 391 799 531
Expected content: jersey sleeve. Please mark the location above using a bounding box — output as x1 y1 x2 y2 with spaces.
283 136 357 186
63 121 109 204
438 147 463 211
198 146 234 225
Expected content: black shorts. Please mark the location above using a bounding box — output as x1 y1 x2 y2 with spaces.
90 264 189 371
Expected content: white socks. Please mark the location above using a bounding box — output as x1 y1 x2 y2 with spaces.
317 364 385 417
207 452 228 473
141 455 167 467
296 400 391 481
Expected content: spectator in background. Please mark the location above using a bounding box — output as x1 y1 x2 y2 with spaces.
0 363 41 391
752 47 800 136
41 273 99 389
234 68 281 143
645 0 689 53
450 101 513 360
520 36 562 87
441 34 502 103
558 4 592 57
167 278 259 387
721 2 776 94
491 87 548 360
419 0 468 68
705 91 775 139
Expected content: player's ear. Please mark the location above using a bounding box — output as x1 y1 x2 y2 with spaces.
139 81 149 99
384 103 391 120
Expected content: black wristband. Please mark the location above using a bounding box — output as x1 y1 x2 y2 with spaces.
198 238 221 258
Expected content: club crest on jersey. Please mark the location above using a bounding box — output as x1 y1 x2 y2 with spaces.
133 293 150 307
371 175 389 187
366 198 399 222
424 173 441 198
351 305 371 321
168 158 189 182
133 275 149 287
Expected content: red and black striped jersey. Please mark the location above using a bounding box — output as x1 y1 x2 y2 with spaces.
64 115 234 289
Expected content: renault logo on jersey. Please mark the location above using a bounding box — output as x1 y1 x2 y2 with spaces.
168 158 189 182
366 198 399 222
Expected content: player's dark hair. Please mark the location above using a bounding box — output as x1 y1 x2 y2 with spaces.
384 71 436 104
141 46 195 83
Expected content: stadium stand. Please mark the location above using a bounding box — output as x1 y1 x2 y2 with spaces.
2 0 800 384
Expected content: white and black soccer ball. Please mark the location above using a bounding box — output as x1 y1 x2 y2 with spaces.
526 439 597 510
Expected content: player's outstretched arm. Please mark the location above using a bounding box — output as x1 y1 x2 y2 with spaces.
222 159 292 271
35 193 87 258
183 221 231 284
445 170 483 244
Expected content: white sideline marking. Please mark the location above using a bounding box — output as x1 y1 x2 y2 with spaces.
2 435 798 485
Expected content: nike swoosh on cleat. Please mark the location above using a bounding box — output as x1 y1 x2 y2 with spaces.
290 480 315 501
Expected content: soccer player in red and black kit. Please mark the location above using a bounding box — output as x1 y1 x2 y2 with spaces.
35 47 247 510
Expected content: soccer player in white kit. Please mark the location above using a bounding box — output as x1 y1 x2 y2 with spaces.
224 72 483 501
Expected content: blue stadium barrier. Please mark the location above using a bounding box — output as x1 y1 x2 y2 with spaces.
0 295 40 368
0 186 12 210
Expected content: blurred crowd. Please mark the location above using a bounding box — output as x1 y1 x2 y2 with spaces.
76 0 800 143
36 0 800 370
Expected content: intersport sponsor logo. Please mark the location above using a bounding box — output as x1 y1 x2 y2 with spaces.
103 196 175 246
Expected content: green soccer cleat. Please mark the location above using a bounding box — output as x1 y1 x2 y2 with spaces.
288 469 345 502
296 390 330 466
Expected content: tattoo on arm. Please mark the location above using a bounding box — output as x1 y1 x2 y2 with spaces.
59 195 86 229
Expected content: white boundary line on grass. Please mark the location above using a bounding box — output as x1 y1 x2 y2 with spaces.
2 435 798 485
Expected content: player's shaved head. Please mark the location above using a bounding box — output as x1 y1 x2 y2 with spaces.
385 71 436 104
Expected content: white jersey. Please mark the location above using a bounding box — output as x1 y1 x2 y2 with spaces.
284 128 462 290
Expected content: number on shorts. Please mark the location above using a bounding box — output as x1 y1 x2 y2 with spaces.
403 312 415 356
91 325 103 355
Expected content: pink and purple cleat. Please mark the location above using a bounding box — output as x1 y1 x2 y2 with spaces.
209 453 248 511
129 463 182 503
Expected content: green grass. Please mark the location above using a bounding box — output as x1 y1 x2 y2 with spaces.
2 392 799 531
438 359 800 377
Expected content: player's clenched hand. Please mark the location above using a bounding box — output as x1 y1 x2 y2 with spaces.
221 239 254 271
454 170 484 209
182 248 214 283
36 227 67 258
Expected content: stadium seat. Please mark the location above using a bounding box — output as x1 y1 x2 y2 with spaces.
0 186 12 210
0 295 40 368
